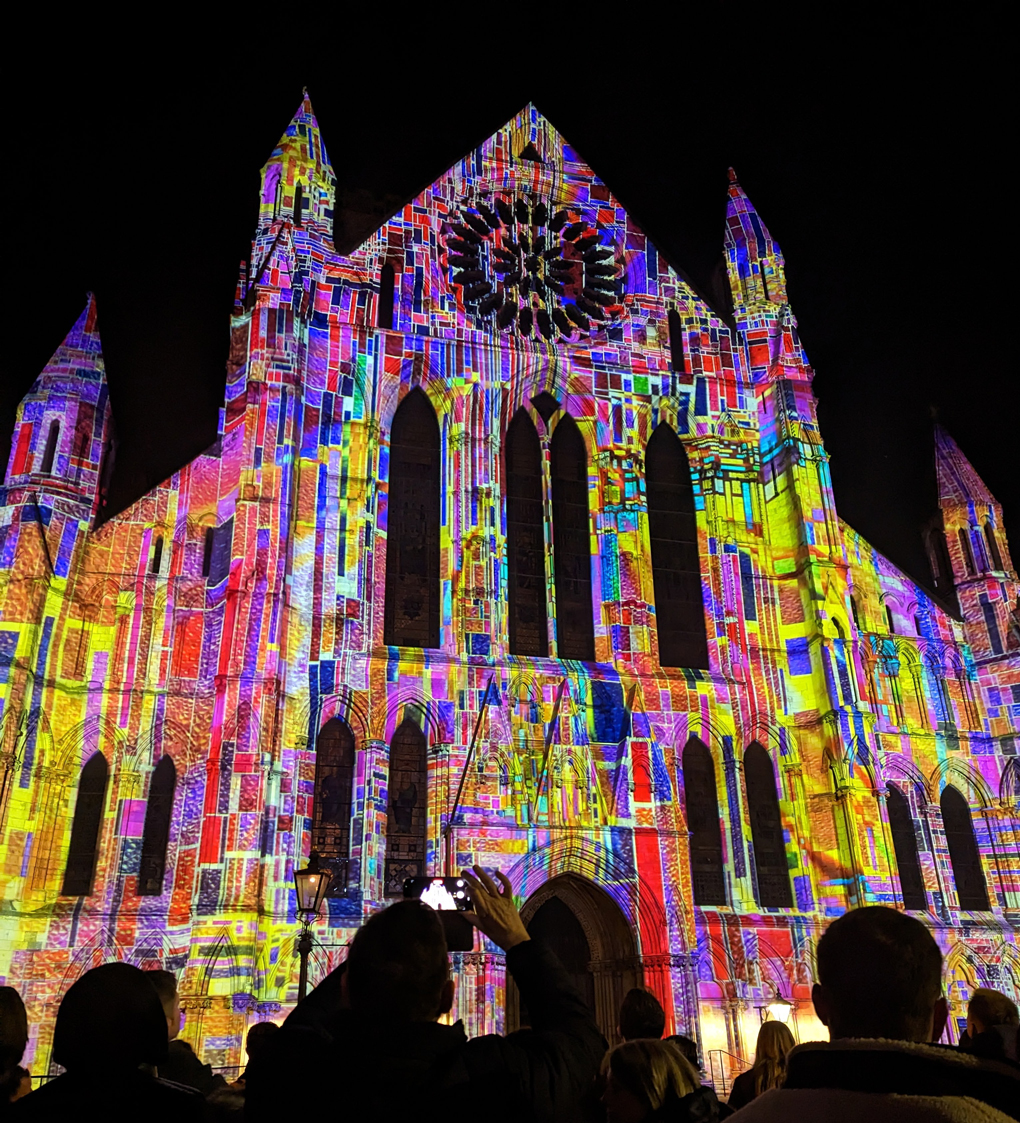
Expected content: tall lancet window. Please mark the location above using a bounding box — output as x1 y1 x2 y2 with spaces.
138 756 176 896
646 424 708 669
940 786 990 911
384 719 427 897
378 263 395 330
41 420 60 475
682 738 727 905
62 752 108 896
744 742 793 908
384 390 441 649
312 718 355 867
958 528 976 577
506 410 548 657
551 416 595 661
886 784 926 910
984 523 1003 571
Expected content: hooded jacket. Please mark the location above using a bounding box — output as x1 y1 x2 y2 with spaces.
727 1038 1020 1123
245 938 606 1123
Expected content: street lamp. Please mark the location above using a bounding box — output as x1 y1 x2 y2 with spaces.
764 996 794 1024
293 851 330 1002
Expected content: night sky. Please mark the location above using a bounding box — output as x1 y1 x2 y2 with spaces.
5 41 1015 601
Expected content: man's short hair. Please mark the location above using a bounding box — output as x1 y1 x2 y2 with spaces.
969 988 1019 1029
346 899 449 1022
816 907 942 1041
143 969 178 1016
619 987 666 1040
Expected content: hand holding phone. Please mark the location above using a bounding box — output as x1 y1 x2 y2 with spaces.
459 866 531 952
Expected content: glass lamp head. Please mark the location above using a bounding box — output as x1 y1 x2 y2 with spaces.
294 851 329 917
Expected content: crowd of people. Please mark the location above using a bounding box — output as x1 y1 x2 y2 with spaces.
1 872 1017 1121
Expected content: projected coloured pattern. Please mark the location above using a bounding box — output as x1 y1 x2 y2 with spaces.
1 99 1017 1076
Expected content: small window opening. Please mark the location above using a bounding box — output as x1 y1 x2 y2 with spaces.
914 614 922 635
885 605 896 634
294 182 304 227
202 528 215 577
849 595 860 630
958 528 975 576
668 309 684 373
378 262 395 330
150 535 163 574
984 523 1003 571
41 420 59 474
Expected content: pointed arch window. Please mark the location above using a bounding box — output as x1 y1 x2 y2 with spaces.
646 424 708 669
885 605 896 634
506 410 547 657
958 528 976 577
312 718 355 871
384 719 427 897
61 752 108 896
550 416 595 661
682 738 726 905
138 756 176 896
384 390 441 648
940 785 990 911
984 523 1003 571
40 420 59 475
378 262 395 330
886 784 926 910
744 742 793 908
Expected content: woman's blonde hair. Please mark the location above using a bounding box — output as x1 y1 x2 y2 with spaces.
750 1020 796 1097
602 1038 700 1113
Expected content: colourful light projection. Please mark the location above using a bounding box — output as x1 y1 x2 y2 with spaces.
1 98 1018 1078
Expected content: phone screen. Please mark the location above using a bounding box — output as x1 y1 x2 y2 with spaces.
403 876 473 912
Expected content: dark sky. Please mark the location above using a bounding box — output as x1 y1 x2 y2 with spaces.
5 37 1015 600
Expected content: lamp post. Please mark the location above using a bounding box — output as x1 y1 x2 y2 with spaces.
293 851 330 1002
763 995 795 1024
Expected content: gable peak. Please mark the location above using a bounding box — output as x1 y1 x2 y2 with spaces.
265 90 334 182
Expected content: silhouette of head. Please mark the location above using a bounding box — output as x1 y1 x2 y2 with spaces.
0 986 28 1070
245 1020 280 1062
813 906 945 1042
346 899 453 1022
968 988 1019 1035
53 963 168 1071
619 987 666 1041
143 969 181 1041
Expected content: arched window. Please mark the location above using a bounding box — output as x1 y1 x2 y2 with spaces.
138 756 176 896
886 784 926 909
550 416 594 661
378 262 395 330
40 420 59 474
744 743 793 908
682 738 726 905
646 424 708 669
940 785 990 911
668 308 684 372
928 526 955 594
384 390 441 649
62 752 108 896
849 595 861 630
885 605 896 634
150 535 163 575
312 718 355 869
506 410 547 657
202 527 215 577
384 719 427 897
958 528 975 577
984 523 1003 571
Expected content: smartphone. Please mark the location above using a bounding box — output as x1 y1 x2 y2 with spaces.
403 876 475 950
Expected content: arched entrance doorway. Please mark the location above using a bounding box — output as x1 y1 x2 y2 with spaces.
507 874 640 1045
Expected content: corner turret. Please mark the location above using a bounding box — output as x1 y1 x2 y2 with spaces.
933 425 1018 659
2 294 114 524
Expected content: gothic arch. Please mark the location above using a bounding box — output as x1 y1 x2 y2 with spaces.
743 741 794 909
1000 759 1020 806
315 687 372 747
930 759 994 809
881 754 934 804
54 712 123 774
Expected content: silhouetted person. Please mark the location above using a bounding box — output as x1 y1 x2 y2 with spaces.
12 962 205 1121
246 865 606 1123
727 907 1019 1121
602 1038 720 1122
958 987 1019 1064
664 1035 702 1079
144 969 226 1097
0 986 31 1104
727 1022 794 1110
619 989 667 1042
234 1021 279 1087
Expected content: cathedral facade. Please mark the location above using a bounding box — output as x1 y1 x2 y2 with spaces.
1 98 1017 1079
